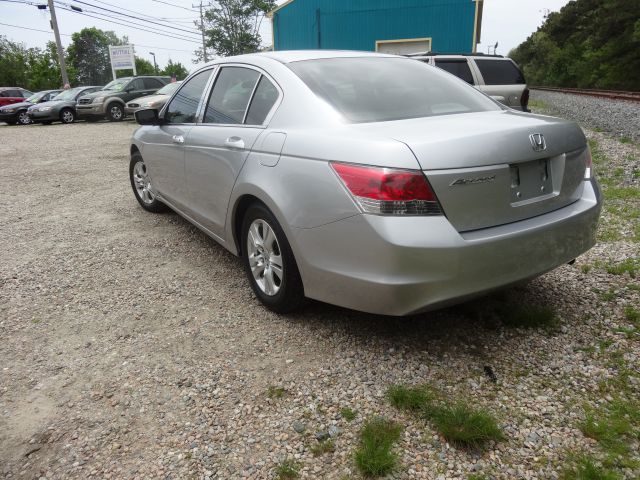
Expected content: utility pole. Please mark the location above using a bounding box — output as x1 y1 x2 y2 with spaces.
193 1 209 63
47 0 70 87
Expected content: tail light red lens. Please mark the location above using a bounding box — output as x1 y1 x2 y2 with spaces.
331 162 442 216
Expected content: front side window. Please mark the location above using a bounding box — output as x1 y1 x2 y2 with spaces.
204 67 260 124
434 59 475 85
164 69 212 124
289 57 501 123
474 59 526 85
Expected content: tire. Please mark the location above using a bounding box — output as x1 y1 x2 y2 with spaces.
129 151 167 213
17 110 31 125
107 102 124 122
59 108 75 124
241 203 305 313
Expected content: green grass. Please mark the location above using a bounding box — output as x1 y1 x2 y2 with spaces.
499 303 559 330
580 398 640 460
354 417 402 477
619 136 633 144
340 407 357 422
560 455 621 480
275 458 300 479
429 403 505 449
581 264 592 274
528 99 549 110
310 439 335 457
267 386 287 399
386 385 435 413
598 288 618 301
624 306 639 324
602 258 639 278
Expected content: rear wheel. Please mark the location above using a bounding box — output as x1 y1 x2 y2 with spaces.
107 103 124 122
59 108 75 124
129 151 167 213
241 204 305 313
17 111 31 125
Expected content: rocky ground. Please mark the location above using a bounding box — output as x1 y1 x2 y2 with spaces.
0 110 638 480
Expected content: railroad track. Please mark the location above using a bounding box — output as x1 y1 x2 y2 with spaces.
531 86 640 102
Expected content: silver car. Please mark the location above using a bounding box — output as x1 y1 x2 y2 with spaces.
129 51 601 316
125 81 183 116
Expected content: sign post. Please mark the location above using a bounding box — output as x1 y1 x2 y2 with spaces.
108 45 137 80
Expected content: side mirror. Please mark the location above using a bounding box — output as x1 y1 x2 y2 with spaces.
135 108 159 125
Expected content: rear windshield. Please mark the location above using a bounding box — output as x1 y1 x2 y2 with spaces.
288 57 500 123
474 59 525 85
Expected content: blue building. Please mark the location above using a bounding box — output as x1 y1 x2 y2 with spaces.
270 0 484 54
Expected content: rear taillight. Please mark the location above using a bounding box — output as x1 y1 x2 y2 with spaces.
521 88 530 111
584 146 593 179
331 162 442 216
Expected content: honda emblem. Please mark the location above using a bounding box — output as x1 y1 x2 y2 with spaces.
529 133 546 152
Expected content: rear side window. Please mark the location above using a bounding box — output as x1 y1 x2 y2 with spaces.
164 69 212 124
4 90 21 97
204 67 260 124
434 59 474 84
245 76 279 125
474 59 525 85
143 78 164 90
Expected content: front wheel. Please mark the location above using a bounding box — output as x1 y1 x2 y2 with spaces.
17 111 31 125
60 108 75 124
107 103 124 122
241 204 305 313
129 152 167 213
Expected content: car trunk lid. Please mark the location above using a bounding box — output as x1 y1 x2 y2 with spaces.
351 110 588 232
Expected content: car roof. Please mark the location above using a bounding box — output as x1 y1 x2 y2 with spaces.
0 87 29 91
207 50 399 65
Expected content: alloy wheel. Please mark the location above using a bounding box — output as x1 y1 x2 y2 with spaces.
246 219 283 296
110 105 123 120
61 110 74 123
18 111 31 125
132 161 155 204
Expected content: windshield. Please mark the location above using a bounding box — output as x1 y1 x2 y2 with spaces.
52 88 82 101
26 91 49 103
102 78 130 91
289 57 501 123
156 82 181 95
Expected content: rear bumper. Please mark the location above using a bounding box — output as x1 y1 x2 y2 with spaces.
291 179 602 316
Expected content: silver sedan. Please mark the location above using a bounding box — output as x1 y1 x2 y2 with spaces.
129 51 601 316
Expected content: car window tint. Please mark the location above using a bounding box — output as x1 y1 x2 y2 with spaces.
204 67 260 124
6 90 21 97
435 59 474 84
164 69 212 124
474 59 525 85
130 79 145 91
245 76 279 125
289 57 500 123
143 78 163 90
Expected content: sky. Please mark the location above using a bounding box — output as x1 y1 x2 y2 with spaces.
0 0 572 75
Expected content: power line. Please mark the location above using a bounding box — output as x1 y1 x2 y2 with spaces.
91 0 198 21
0 21 196 53
66 0 202 36
151 0 195 13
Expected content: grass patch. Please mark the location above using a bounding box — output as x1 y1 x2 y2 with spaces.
275 458 300 479
310 439 335 457
267 386 287 399
598 288 618 302
624 306 639 324
354 417 402 477
560 455 621 480
499 303 559 330
528 99 548 110
386 384 435 413
602 258 639 278
619 137 633 144
340 407 357 422
581 264 592 274
429 403 505 449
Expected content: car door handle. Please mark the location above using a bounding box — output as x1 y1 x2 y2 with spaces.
172 135 184 144
225 136 245 149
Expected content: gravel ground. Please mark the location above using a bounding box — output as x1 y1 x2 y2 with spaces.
1 117 638 480
530 90 640 142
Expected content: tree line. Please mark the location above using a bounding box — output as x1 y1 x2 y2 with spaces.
509 0 640 91
0 27 190 90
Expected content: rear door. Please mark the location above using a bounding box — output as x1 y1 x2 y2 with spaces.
123 79 147 102
185 66 280 238
471 58 527 109
142 68 213 210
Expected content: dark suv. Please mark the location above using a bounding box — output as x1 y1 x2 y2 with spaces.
76 76 170 121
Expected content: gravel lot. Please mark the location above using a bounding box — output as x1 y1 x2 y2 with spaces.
530 90 640 142
1 115 638 480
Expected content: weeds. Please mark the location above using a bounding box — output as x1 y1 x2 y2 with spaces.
624 306 639 324
275 458 300 479
310 439 335 457
386 384 435 413
340 407 357 422
354 417 402 477
560 455 621 480
602 258 639 278
267 386 287 399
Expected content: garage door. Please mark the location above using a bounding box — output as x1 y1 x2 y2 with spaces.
375 38 432 55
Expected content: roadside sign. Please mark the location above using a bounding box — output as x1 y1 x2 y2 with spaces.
109 45 137 79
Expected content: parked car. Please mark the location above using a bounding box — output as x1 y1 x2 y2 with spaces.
125 81 183 116
28 86 102 125
0 90 62 125
407 53 530 111
129 51 601 316
0 87 34 108
76 76 171 122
